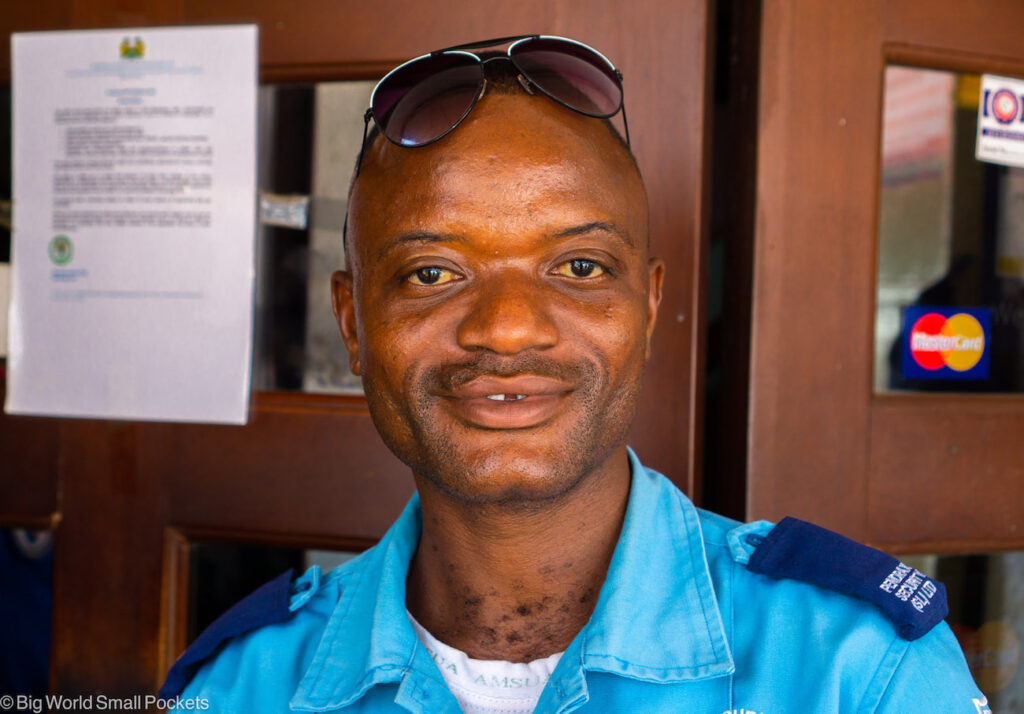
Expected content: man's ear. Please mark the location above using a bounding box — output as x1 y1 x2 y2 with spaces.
331 270 361 375
645 258 665 359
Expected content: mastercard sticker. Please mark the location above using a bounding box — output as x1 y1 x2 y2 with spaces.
901 307 991 380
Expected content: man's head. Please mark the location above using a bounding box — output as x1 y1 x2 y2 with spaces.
333 48 663 507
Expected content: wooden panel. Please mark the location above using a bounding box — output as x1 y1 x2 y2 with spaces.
869 398 1024 552
885 0 1024 61
0 0 192 82
0 1 75 83
50 421 167 693
750 0 1024 549
0 383 59 527
187 0 560 75
68 0 186 30
749 0 883 540
0 414 59 525
158 529 190 682
165 401 412 540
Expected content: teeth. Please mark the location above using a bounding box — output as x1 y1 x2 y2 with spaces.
485 394 528 401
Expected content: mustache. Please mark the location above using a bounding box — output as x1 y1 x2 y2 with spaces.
423 353 595 393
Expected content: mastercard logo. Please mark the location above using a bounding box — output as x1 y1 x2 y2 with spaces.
909 312 985 372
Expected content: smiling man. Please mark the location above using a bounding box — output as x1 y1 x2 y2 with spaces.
162 37 986 714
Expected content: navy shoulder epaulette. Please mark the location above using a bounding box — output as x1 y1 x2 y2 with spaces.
743 517 948 641
159 568 295 698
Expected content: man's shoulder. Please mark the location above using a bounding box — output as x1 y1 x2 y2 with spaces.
683 507 982 708
669 486 950 645
160 552 368 703
634 455 951 645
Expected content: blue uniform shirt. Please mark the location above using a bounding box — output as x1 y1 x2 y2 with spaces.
169 450 987 713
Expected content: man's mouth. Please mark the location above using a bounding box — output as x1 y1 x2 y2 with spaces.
441 376 572 429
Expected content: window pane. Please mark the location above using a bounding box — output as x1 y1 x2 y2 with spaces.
875 67 1024 393
252 81 375 394
188 540 362 642
900 551 1024 709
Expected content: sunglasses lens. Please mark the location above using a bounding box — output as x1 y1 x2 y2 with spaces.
372 53 483 146
510 38 622 117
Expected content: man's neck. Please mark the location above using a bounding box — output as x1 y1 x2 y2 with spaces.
405 446 631 663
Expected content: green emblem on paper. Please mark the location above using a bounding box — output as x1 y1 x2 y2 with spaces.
49 235 73 265
120 36 145 60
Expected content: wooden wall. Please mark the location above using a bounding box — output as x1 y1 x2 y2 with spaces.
749 0 1024 552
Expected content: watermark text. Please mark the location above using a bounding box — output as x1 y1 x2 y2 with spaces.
0 694 209 712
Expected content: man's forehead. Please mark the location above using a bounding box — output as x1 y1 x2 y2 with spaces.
364 92 626 174
348 93 645 254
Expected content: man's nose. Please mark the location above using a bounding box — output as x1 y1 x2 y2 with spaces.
456 273 559 354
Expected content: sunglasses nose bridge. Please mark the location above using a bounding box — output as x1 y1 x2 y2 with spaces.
477 54 535 96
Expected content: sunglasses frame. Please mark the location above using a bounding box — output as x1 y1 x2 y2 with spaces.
355 34 629 177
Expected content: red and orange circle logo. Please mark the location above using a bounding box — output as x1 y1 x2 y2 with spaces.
909 312 986 372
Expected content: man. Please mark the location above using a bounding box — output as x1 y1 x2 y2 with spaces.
163 36 986 713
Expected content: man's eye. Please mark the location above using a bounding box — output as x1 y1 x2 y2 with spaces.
406 266 457 286
555 259 607 278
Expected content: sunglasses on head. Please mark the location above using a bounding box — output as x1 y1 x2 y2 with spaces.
354 34 629 177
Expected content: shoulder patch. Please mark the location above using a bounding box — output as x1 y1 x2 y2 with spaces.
745 517 948 641
159 568 297 698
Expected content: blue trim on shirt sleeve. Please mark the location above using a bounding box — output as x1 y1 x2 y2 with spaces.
746 517 948 641
159 568 295 699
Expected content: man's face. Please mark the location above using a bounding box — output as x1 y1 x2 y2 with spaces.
334 91 663 505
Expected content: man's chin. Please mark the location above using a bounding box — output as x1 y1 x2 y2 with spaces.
420 444 594 507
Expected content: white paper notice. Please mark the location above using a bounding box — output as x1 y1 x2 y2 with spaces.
976 74 1024 169
7 26 257 423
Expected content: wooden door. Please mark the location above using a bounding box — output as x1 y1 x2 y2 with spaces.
0 0 713 694
749 0 1024 551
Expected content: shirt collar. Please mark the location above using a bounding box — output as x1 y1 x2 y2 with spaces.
290 495 429 711
577 447 734 681
291 448 733 711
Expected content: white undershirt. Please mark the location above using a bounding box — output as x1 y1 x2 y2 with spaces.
408 611 563 714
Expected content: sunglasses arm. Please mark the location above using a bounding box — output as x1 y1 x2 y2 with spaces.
344 109 373 250
620 102 631 147
434 34 537 54
354 108 373 179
